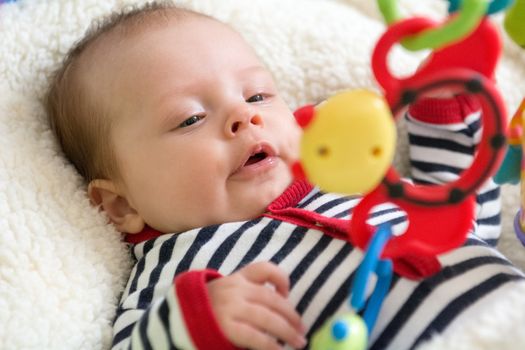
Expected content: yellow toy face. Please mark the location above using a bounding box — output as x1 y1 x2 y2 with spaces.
300 89 396 195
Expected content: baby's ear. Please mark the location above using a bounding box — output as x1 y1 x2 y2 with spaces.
87 179 145 234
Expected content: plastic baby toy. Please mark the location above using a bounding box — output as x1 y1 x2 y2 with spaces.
299 0 511 348
292 89 396 195
293 90 397 350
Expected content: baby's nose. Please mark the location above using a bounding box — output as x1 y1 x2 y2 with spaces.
225 109 264 136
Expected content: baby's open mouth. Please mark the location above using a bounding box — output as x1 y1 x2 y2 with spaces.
230 143 278 179
244 151 268 166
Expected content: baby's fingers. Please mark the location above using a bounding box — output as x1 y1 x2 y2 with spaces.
240 261 290 297
240 303 307 349
249 284 304 333
228 321 284 350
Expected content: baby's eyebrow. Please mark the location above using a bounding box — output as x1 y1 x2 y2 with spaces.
155 85 198 124
155 91 193 129
157 83 195 104
237 65 272 77
237 66 277 89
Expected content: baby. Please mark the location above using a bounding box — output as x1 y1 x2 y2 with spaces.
45 2 523 350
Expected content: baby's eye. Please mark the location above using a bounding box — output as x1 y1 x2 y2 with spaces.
246 94 265 103
178 115 205 128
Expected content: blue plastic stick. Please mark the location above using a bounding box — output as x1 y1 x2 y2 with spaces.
362 259 393 332
350 223 393 333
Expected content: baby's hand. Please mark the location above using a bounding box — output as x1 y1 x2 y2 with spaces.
207 261 307 350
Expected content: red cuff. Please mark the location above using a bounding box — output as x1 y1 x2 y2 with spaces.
408 94 481 124
174 270 241 350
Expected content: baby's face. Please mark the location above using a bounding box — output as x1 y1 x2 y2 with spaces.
98 18 301 233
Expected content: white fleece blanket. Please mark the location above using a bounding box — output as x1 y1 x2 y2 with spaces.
1 0 525 349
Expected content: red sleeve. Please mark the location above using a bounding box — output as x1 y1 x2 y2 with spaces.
408 94 481 124
174 270 242 350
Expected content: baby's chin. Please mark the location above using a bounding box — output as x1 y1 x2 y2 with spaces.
160 172 295 233
234 175 294 216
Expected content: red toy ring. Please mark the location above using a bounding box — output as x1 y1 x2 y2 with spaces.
384 70 507 206
371 17 507 206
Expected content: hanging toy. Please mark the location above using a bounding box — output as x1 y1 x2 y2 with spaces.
364 9 507 257
302 0 511 349
293 90 397 349
292 90 397 350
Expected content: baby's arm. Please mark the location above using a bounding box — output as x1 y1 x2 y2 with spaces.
111 269 232 350
111 262 304 350
406 95 501 245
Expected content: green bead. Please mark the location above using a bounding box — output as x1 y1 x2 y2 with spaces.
311 312 368 350
505 0 525 47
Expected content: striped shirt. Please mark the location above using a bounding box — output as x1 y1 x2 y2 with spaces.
111 96 520 349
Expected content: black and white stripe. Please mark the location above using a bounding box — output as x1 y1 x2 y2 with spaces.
112 189 523 350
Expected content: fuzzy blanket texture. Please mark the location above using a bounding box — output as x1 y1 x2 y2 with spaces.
1 0 525 349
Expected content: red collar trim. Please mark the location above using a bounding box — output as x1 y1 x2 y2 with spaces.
124 225 164 244
266 180 313 211
264 180 350 241
124 180 314 244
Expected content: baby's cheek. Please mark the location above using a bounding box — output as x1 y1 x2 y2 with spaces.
288 125 302 160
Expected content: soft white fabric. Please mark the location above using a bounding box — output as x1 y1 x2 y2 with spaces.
0 0 524 349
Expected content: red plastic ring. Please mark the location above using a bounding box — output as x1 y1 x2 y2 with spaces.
384 70 506 206
371 17 506 206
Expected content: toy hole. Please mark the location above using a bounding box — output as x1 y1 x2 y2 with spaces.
318 146 330 157
366 203 409 237
371 146 382 158
387 48 427 82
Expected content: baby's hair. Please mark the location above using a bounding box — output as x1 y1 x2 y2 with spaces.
45 1 209 183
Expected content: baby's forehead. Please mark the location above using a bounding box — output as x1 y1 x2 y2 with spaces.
75 13 205 91
78 17 238 107
86 15 257 75
79 8 213 66
77 12 266 110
